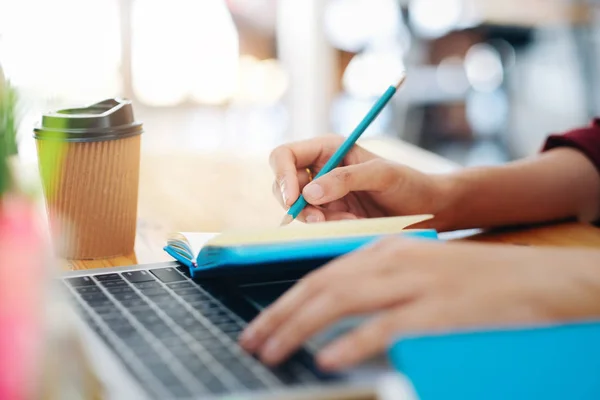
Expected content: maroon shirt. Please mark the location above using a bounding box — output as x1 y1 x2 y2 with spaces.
543 118 600 174
542 119 600 225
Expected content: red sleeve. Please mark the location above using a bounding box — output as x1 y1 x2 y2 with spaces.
542 119 600 226
542 118 600 175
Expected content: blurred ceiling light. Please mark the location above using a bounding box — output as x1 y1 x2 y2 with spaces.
235 55 288 105
0 0 121 101
488 39 517 71
342 48 405 98
331 93 392 138
408 0 463 39
466 89 508 137
464 43 504 92
132 0 239 106
436 56 470 95
324 0 401 52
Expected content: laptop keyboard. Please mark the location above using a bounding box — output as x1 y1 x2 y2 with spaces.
63 265 329 399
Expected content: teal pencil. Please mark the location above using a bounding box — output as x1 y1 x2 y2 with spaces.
281 72 407 226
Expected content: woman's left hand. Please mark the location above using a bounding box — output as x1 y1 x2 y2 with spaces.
238 238 600 371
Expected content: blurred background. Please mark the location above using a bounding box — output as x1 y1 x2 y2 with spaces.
1 0 599 166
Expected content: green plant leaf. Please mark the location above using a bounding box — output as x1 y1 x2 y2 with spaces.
0 74 17 196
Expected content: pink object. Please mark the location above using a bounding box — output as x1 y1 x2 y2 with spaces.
0 196 47 400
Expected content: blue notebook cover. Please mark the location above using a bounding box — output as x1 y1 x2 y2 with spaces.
164 229 438 278
387 320 600 400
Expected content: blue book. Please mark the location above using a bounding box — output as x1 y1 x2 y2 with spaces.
387 320 600 400
163 215 438 277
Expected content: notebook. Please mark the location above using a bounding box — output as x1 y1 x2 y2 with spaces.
387 320 600 399
163 215 438 277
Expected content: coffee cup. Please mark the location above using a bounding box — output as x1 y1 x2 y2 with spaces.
34 98 142 259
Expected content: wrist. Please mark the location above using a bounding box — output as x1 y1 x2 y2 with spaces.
429 172 468 232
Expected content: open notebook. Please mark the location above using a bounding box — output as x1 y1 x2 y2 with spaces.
164 215 438 277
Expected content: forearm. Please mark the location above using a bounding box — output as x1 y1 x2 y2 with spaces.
440 148 600 231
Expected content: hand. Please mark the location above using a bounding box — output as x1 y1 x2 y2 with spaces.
238 238 600 371
269 135 454 228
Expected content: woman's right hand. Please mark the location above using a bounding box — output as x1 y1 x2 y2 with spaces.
269 135 456 229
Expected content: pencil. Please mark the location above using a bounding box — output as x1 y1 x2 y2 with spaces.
280 72 407 226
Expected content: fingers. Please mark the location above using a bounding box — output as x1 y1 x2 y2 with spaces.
239 239 421 365
254 273 418 366
272 174 358 223
298 206 326 223
271 168 313 209
316 304 433 371
302 208 357 223
269 136 344 207
302 160 396 206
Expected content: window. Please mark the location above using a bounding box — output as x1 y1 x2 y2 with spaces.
131 0 239 106
0 0 121 104
1 0 289 158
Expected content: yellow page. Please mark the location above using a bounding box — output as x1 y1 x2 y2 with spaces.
205 214 433 247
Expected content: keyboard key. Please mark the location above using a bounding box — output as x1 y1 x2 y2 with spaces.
171 287 202 296
201 308 229 318
179 293 212 304
139 287 169 297
88 300 114 308
203 377 227 393
179 356 210 372
206 315 235 325
100 280 129 288
172 316 204 329
66 276 97 287
98 312 126 322
166 282 195 290
135 313 163 326
227 363 260 380
148 324 177 339
151 302 181 312
213 322 242 333
109 321 136 335
187 329 215 340
94 273 122 282
151 366 183 387
80 292 109 303
150 267 186 283
75 286 101 294
161 308 190 320
105 286 134 294
240 377 268 390
133 281 162 289
165 384 192 398
175 266 191 277
112 292 141 301
120 298 148 308
159 336 188 348
123 270 155 283
151 300 179 311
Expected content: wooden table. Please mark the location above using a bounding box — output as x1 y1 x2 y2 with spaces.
67 137 600 270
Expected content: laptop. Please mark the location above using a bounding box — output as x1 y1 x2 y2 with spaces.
61 259 415 400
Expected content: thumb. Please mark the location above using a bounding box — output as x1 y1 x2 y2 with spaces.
302 160 394 205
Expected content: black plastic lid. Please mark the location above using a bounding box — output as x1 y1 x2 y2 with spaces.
34 98 143 142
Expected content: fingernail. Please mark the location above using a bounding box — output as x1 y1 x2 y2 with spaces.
306 215 320 223
279 181 289 206
303 183 324 201
261 338 281 364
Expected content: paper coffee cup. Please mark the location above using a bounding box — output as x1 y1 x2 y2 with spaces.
34 98 142 259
